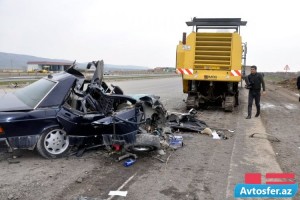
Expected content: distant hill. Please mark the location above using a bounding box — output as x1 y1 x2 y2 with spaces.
0 52 70 70
0 52 150 71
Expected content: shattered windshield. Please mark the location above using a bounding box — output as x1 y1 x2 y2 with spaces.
14 78 57 108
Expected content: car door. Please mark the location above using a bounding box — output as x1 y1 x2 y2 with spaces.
56 104 104 136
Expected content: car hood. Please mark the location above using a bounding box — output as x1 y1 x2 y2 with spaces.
0 93 32 111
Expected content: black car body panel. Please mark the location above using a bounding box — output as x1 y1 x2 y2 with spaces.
56 105 104 136
0 109 59 137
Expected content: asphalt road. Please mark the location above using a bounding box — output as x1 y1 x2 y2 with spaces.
0 77 299 200
107 77 187 111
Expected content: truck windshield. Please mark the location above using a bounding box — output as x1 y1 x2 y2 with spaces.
14 78 56 108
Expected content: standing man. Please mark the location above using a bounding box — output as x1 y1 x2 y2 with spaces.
297 75 300 102
246 65 266 119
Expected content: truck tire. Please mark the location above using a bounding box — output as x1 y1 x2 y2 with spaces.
186 95 198 109
224 96 235 112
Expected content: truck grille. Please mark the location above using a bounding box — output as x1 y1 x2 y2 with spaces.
194 33 232 70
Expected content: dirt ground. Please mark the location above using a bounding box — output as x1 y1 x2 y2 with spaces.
261 80 300 183
0 76 299 200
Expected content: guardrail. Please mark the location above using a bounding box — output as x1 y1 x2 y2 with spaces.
0 72 180 86
0 72 47 77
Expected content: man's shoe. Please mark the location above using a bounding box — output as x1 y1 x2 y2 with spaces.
255 113 260 117
246 116 251 119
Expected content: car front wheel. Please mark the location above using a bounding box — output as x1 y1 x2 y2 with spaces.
126 134 160 153
36 127 70 159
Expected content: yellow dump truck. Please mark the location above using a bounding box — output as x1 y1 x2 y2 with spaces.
176 18 247 111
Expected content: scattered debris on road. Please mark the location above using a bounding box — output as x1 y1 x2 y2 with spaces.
108 190 128 197
212 130 221 139
169 135 184 149
249 132 280 142
123 158 136 167
76 177 83 184
7 158 20 164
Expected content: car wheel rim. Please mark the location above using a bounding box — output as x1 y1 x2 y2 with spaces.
131 145 153 152
44 129 69 155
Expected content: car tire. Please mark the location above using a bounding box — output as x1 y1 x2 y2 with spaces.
36 127 70 159
126 134 160 153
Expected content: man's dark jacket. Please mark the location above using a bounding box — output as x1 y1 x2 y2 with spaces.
297 76 300 89
247 73 265 91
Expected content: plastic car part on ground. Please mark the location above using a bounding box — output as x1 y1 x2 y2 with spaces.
166 109 207 132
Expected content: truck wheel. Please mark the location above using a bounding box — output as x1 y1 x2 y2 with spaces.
235 92 239 106
186 95 198 109
36 127 70 159
126 134 160 153
224 96 235 112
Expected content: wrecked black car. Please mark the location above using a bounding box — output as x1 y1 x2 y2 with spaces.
0 60 161 158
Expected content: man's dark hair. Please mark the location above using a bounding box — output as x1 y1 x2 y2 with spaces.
251 65 257 70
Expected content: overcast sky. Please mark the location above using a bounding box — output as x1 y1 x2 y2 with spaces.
0 0 299 72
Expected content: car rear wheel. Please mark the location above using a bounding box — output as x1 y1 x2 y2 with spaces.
36 127 70 159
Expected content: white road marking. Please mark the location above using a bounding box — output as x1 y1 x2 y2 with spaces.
225 126 239 199
107 172 137 200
